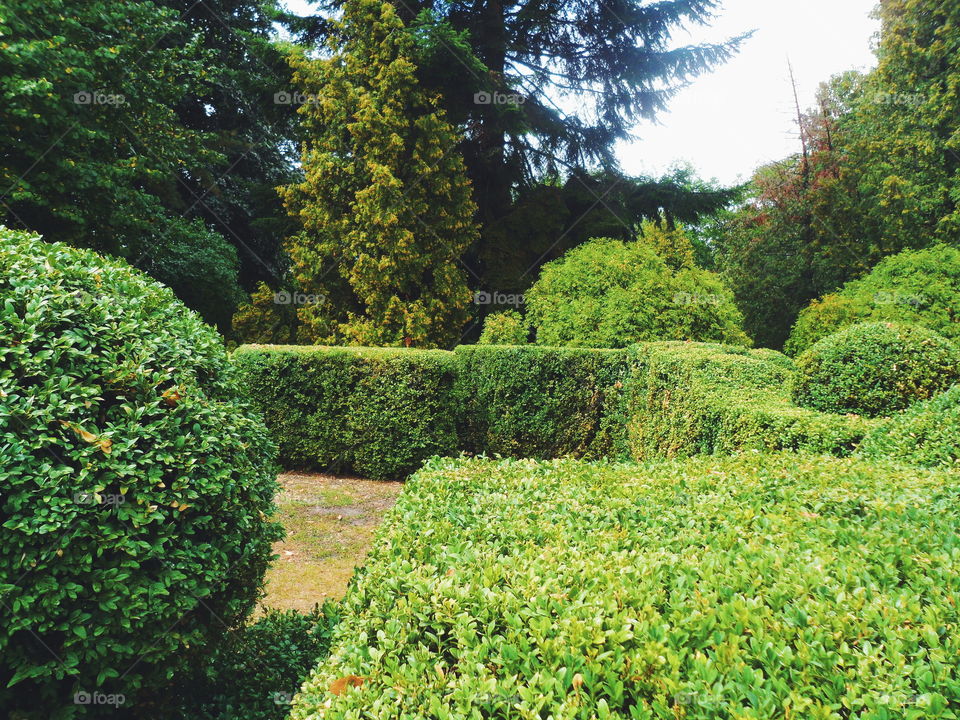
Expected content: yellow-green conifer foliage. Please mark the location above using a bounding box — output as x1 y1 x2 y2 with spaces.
280 0 478 348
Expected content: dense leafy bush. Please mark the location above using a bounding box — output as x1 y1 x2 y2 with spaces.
233 345 459 480
454 345 628 460
625 342 876 459
525 237 749 348
792 322 960 417
858 385 960 468
0 229 282 717
292 454 960 719
786 244 960 355
156 604 339 720
477 310 529 345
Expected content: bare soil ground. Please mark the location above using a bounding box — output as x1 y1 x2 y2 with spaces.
261 472 404 612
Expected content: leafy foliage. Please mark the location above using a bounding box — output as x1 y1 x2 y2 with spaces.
858 385 960 469
785 244 960 356
233 345 460 480
625 342 876 461
291 453 960 720
477 311 529 345
791 322 960 418
280 0 478 348
526 237 749 348
156 604 340 720
454 345 628 460
0 0 252 328
0 229 282 716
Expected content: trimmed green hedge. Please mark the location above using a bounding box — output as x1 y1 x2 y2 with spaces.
292 454 960 719
238 341 891 478
233 345 459 481
625 342 878 459
0 230 282 715
454 345 628 460
792 322 960 417
858 385 960 469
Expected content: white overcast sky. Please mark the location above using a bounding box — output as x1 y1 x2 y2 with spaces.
282 0 880 186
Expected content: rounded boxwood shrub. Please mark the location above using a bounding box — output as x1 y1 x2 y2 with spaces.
0 228 283 717
857 385 960 468
525 237 749 348
791 322 960 417
786 244 960 356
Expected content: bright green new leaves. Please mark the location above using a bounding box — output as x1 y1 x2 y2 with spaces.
792 323 960 418
526 237 749 348
0 229 282 715
291 454 960 719
859 385 960 469
624 342 877 460
281 0 479 348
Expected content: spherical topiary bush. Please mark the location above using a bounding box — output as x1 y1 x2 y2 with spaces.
525 237 749 348
791 322 960 417
0 228 282 717
857 385 960 468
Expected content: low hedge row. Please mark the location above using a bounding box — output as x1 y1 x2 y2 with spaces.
235 344 630 479
624 342 879 459
238 341 900 479
232 346 460 481
454 345 628 460
291 454 960 719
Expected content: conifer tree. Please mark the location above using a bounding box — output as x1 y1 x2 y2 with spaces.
280 0 478 347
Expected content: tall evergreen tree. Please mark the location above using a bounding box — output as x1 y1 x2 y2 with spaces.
280 0 479 348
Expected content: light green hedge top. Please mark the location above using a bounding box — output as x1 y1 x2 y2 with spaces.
292 454 960 719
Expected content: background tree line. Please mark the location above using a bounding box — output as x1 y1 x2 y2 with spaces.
2 0 955 350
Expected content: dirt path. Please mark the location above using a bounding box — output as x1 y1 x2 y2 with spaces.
262 472 404 612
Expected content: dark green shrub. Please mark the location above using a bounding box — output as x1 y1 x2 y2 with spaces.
156 604 340 720
786 244 960 355
858 385 960 468
625 342 877 459
477 310 529 345
291 454 960 719
233 345 459 480
525 236 749 348
0 229 282 717
792 322 960 417
454 345 629 460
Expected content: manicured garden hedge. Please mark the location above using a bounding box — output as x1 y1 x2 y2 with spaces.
454 345 628 460
0 230 282 716
625 342 878 459
232 345 459 481
858 385 960 469
292 454 960 719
